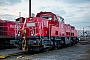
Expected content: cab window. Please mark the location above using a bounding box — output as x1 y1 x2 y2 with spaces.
54 16 58 22
57 16 64 23
40 14 52 20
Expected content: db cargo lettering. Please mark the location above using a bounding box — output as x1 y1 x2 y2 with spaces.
10 25 21 28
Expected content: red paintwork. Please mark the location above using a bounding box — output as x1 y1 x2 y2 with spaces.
51 26 59 36
22 12 78 37
59 22 66 36
71 26 77 37
65 24 71 36
0 19 23 37
0 20 15 36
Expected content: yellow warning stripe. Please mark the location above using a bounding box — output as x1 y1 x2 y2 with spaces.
0 55 9 59
0 56 6 59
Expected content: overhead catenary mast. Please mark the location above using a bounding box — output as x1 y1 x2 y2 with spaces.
29 0 31 17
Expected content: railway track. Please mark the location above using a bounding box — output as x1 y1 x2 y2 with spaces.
0 48 24 59
0 51 33 59
0 39 90 59
0 47 58 59
0 48 41 59
0 46 74 59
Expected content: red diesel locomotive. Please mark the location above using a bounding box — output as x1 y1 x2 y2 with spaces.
0 18 24 49
14 11 79 51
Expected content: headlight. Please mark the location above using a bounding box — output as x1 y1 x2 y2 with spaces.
30 18 32 20
33 41 36 43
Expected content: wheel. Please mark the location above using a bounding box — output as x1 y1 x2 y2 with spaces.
43 48 49 52
54 47 58 50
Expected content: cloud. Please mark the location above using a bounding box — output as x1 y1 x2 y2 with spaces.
59 0 90 4
0 14 17 20
36 3 90 28
0 0 21 6
39 6 67 16
0 0 90 29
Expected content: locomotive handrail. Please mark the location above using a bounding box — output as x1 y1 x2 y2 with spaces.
0 30 15 32
0 26 13 35
14 22 24 38
0 25 17 36
49 24 54 40
22 18 26 30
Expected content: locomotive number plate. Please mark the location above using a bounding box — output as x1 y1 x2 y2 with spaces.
27 23 35 26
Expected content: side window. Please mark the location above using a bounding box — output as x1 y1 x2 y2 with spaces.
55 31 58 35
54 16 58 22
57 16 64 23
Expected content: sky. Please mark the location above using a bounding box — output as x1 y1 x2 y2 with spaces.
0 0 90 30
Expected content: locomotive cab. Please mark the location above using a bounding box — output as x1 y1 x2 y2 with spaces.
36 12 59 22
16 17 25 23
36 12 60 27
